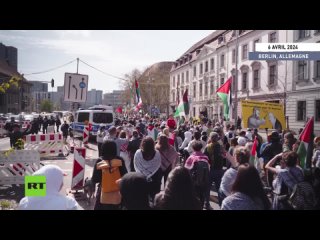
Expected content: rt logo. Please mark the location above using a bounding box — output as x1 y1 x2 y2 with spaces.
25 176 46 197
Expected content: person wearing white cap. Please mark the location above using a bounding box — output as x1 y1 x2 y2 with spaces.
18 165 80 210
237 136 247 146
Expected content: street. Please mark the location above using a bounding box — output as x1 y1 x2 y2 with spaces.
0 136 220 210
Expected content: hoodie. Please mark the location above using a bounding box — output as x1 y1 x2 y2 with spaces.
18 165 79 210
179 131 192 150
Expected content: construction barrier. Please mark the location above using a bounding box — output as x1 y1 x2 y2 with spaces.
0 150 41 185
0 121 7 138
83 123 92 145
71 147 86 190
24 133 63 156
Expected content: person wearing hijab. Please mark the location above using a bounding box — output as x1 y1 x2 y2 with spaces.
18 165 80 210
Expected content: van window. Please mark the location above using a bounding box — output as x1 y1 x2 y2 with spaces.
78 112 89 122
93 112 113 123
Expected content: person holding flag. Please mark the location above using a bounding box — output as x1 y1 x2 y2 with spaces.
216 77 232 121
174 89 189 119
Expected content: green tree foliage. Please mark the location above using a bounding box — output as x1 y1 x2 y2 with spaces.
40 100 53 112
0 76 22 93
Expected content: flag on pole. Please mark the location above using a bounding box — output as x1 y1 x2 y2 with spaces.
174 89 189 117
216 76 232 120
135 79 142 109
250 136 258 167
297 117 314 169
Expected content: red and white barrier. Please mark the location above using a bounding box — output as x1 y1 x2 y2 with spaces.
24 133 63 155
83 123 91 145
71 147 86 190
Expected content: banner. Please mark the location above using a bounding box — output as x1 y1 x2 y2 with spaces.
241 100 285 130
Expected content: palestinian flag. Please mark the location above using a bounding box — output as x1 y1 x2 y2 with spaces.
297 117 314 169
135 79 142 109
174 89 189 117
250 136 258 168
216 76 232 120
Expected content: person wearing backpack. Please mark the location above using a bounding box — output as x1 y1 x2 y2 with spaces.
203 132 224 210
184 141 210 209
265 151 304 210
91 140 127 210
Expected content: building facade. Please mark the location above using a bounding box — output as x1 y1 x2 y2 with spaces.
286 30 320 135
170 30 288 123
0 43 18 71
103 90 125 109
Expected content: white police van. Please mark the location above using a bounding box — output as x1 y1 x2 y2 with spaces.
71 105 114 138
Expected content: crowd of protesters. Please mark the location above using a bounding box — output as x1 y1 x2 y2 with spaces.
18 114 320 210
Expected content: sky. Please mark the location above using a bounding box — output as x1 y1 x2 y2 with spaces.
0 30 214 94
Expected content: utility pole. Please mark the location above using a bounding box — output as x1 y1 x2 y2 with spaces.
76 58 79 74
234 30 240 123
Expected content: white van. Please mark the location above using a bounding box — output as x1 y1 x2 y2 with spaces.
71 105 114 138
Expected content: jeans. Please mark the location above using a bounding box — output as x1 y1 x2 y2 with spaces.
205 168 225 205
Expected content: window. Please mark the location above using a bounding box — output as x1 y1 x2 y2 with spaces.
269 32 277 43
242 44 248 60
193 66 196 77
200 63 203 74
297 101 306 121
199 81 203 97
193 107 196 117
172 76 175 87
298 30 310 40
177 74 180 86
182 72 184 84
298 60 309 80
186 71 189 82
315 60 320 78
93 112 113 124
220 54 225 68
220 77 224 86
205 61 208 72
210 77 214 95
253 39 259 51
181 88 184 99
242 72 248 90
172 92 175 102
232 49 236 64
204 81 208 96
78 112 90 122
253 69 260 89
193 83 196 98
316 100 320 121
218 36 224 44
210 58 214 70
269 64 277 86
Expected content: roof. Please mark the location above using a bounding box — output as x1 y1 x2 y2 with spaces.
178 30 226 59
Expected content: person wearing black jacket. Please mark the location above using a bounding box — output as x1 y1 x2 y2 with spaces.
10 124 24 148
56 118 61 133
42 117 48 134
261 131 283 187
91 140 127 210
127 130 142 172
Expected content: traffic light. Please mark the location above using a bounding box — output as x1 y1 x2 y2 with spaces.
51 79 54 88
